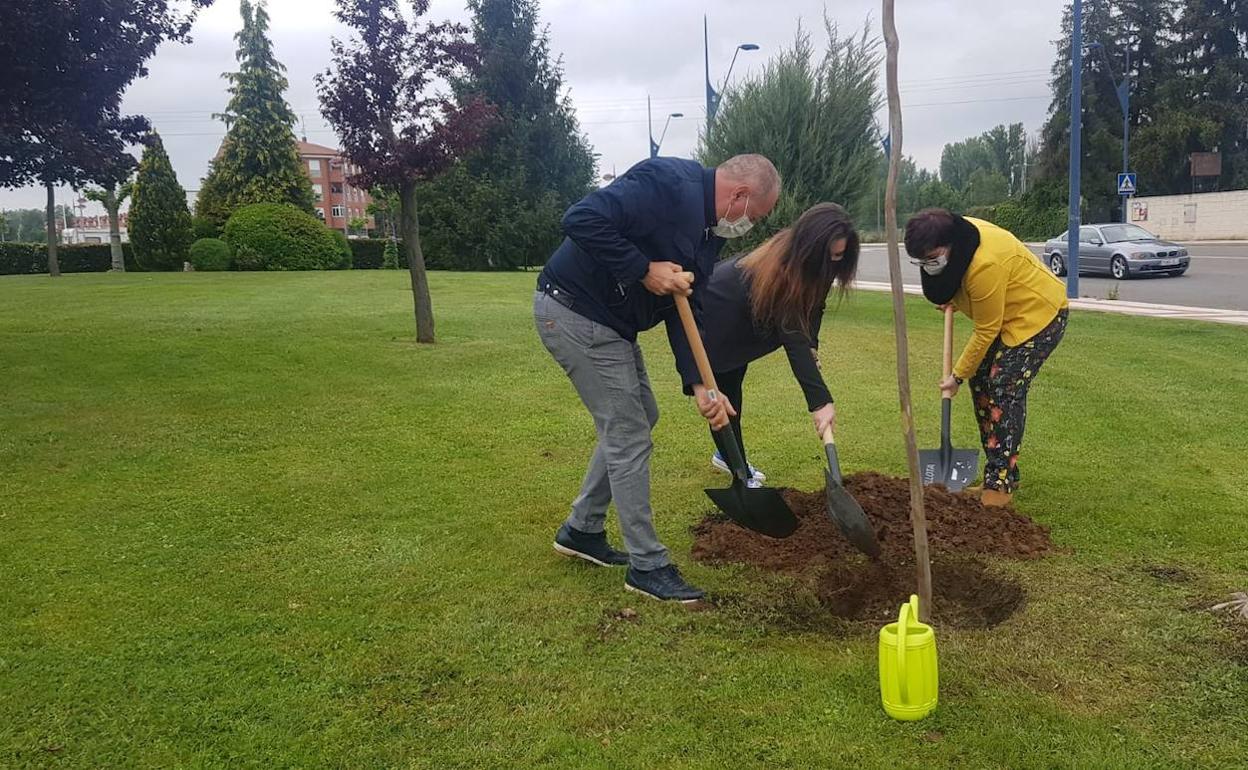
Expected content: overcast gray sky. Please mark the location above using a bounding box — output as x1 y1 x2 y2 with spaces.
1 0 1066 214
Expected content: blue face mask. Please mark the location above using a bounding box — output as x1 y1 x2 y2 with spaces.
712 195 753 239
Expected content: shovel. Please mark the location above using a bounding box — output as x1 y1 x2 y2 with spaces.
674 291 799 539
919 307 980 491
821 426 880 558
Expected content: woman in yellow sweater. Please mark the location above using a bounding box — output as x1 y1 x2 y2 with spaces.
904 209 1069 507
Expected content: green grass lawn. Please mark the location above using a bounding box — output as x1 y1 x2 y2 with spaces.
2 270 1246 768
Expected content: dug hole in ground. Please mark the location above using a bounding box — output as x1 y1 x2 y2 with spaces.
691 473 1056 629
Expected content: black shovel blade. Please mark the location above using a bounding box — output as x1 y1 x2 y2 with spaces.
918 447 980 492
704 483 799 539
824 469 880 558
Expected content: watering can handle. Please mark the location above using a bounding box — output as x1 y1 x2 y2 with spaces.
896 599 910 703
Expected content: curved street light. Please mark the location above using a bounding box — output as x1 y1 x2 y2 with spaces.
648 97 686 158
705 15 761 128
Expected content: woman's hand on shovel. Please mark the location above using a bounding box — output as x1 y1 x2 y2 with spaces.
693 384 736 430
811 402 836 437
938 374 960 398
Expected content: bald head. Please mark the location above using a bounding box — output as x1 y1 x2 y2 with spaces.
715 154 782 225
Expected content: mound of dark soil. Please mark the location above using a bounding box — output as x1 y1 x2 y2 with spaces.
691 473 1055 628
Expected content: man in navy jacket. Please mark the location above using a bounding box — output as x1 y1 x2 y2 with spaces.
535 154 781 602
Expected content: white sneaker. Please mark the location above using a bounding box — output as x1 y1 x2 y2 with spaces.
710 451 767 482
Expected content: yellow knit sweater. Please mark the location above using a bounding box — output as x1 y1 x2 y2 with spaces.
950 217 1070 380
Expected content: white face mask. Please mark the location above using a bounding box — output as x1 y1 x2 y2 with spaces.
920 254 948 275
712 195 753 239
911 249 949 275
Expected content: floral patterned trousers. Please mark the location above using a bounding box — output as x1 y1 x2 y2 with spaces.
970 309 1068 493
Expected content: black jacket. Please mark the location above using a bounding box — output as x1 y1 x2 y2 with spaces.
702 256 834 411
538 157 724 392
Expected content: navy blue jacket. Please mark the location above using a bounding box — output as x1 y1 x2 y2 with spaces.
538 157 725 393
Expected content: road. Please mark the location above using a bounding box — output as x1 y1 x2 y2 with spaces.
855 242 1248 310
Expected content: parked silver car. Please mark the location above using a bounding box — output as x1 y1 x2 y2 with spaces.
1044 223 1190 279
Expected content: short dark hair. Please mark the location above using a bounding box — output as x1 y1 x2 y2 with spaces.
904 208 957 258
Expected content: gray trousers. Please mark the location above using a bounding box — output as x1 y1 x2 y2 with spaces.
534 291 669 570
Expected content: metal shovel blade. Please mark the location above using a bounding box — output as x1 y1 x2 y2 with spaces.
918 446 980 491
822 439 880 558
704 423 799 539
704 484 799 539
920 400 980 492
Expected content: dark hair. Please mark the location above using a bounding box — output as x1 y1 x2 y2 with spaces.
904 208 958 258
739 202 860 338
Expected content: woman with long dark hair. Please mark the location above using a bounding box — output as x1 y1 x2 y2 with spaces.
701 202 860 483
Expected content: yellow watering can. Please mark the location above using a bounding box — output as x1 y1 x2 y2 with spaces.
878 594 938 721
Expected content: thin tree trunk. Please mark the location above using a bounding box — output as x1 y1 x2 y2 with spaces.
45 182 61 278
107 196 125 272
399 182 435 343
883 0 932 622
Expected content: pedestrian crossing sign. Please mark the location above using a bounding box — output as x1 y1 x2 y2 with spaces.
1117 173 1137 195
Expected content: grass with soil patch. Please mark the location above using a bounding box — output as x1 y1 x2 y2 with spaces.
1 271 1246 768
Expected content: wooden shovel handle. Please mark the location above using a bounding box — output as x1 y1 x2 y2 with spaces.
822 425 836 447
942 305 955 379
673 275 720 395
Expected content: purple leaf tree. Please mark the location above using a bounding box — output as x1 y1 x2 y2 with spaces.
317 0 495 343
0 0 214 276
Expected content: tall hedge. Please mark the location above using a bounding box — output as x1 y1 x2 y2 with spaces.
223 203 342 271
1 243 139 275
345 238 390 269
964 201 1066 242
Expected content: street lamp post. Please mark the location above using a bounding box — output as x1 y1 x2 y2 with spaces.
1066 0 1083 299
648 96 683 158
1089 41 1132 223
703 15 759 133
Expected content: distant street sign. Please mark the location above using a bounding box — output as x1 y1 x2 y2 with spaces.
1117 172 1137 195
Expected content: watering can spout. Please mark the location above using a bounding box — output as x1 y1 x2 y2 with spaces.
879 594 939 721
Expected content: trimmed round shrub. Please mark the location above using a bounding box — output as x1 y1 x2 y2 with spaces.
329 229 353 270
223 203 342 271
188 238 232 271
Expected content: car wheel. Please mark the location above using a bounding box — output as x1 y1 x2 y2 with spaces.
1111 256 1129 280
1048 252 1067 277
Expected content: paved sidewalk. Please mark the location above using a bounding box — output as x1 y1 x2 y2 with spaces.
855 280 1248 326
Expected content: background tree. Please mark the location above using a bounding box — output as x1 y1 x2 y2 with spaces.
866 154 942 233
195 0 315 230
84 171 135 272
129 134 194 270
0 0 214 276
1036 0 1121 220
418 0 596 270
1170 0 1248 188
1030 0 1232 217
367 189 400 240
699 17 881 251
939 123 1028 197
0 209 49 243
317 0 495 343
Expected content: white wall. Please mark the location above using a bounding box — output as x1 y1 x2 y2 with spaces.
1129 190 1248 240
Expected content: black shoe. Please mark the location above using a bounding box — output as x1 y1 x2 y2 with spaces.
624 564 705 603
553 523 629 567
